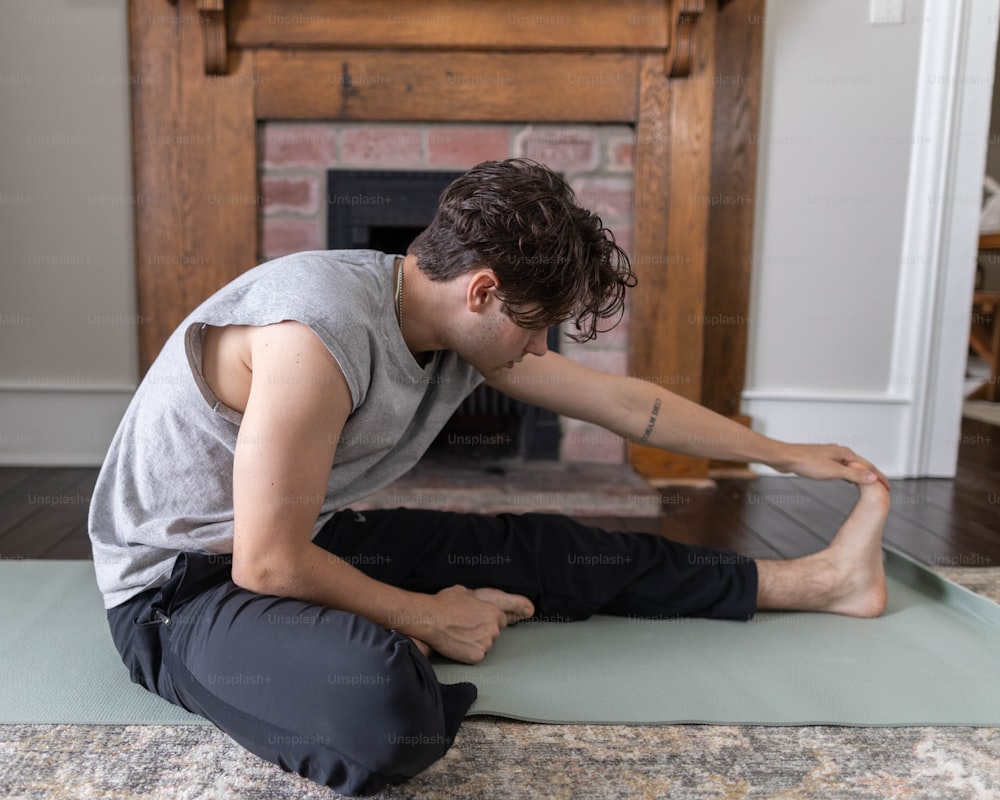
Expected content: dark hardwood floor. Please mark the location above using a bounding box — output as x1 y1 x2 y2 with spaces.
1 417 997 566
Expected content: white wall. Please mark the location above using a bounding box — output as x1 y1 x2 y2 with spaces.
747 0 923 391
744 0 998 477
0 0 137 464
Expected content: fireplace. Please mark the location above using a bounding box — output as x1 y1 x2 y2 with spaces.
129 0 764 481
326 169 463 254
324 166 563 462
260 122 636 463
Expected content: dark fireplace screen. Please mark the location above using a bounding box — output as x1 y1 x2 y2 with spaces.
327 169 560 461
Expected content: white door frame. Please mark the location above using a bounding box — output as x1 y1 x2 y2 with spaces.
897 0 1000 476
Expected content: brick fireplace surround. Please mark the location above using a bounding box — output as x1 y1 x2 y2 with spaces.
259 121 636 463
128 0 763 483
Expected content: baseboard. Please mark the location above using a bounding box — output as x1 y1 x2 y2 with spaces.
741 389 915 478
0 383 135 466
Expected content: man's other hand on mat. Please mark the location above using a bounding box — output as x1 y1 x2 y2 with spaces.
768 443 891 490
400 586 535 664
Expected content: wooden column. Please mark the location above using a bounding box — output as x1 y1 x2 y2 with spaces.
131 0 257 372
702 0 765 423
628 0 718 482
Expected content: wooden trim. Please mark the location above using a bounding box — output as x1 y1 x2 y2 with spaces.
256 51 640 122
665 0 706 77
628 0 717 480
131 0 258 370
196 0 228 74
230 0 670 51
701 0 764 420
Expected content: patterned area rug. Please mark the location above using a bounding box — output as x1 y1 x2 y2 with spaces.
3 568 999 800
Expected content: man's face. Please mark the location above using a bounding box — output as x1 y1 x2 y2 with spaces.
461 300 550 377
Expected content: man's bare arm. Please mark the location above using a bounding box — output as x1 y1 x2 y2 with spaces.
487 352 888 487
230 321 520 663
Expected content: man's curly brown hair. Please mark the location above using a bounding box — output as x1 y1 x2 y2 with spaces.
407 159 636 342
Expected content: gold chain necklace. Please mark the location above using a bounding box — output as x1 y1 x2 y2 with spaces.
394 258 404 330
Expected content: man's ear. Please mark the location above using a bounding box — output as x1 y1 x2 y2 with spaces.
465 269 499 313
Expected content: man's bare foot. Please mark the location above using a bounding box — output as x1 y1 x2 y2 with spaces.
472 587 535 624
819 478 890 616
757 470 890 617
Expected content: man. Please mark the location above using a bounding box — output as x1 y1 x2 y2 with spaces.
90 159 890 796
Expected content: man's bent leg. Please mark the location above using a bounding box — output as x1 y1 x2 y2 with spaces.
108 553 476 796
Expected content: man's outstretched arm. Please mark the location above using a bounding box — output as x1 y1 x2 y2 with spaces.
486 351 889 487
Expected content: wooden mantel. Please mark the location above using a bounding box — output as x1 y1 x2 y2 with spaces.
129 0 764 482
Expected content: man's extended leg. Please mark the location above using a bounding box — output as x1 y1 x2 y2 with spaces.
320 478 890 625
315 507 760 623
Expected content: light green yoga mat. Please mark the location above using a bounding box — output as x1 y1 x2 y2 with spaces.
2 549 999 726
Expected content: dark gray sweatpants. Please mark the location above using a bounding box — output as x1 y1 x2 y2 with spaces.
107 508 758 796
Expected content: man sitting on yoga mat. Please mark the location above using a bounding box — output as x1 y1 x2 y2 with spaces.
89 158 891 797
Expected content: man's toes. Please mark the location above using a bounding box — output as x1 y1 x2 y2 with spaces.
473 588 535 620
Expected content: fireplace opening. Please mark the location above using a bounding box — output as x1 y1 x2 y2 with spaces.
327 168 561 461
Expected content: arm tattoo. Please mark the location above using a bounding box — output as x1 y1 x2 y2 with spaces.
639 397 662 443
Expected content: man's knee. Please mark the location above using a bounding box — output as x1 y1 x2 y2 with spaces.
311 638 464 793
361 639 455 773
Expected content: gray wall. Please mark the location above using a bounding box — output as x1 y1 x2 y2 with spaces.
747 0 926 393
0 0 137 462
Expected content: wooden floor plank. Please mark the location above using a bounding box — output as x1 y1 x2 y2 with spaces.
0 470 96 558
40 520 95 560
956 418 1000 475
0 468 90 547
0 467 38 499
642 484 784 560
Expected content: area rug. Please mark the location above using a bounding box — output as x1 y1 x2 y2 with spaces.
3 550 1000 727
352 461 663 516
1 568 998 799
2 722 999 799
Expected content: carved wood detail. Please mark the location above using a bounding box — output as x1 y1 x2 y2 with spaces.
665 0 706 78
197 0 227 74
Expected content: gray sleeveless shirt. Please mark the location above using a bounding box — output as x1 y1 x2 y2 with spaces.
88 250 485 609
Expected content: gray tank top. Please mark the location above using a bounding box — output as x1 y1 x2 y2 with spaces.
88 250 484 609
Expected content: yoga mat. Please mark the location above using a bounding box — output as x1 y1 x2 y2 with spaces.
1 548 999 726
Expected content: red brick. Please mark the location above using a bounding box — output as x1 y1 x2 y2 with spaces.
607 136 635 170
563 348 628 376
261 219 323 260
262 176 319 216
261 123 337 169
608 224 634 260
572 177 633 221
560 420 626 464
514 127 599 172
560 312 629 351
591 309 629 351
427 126 510 167
340 127 422 166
